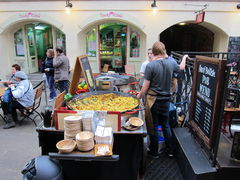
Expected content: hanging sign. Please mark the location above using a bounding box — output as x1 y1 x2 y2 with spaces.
195 11 205 24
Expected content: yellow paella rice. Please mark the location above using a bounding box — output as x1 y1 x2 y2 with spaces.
68 93 138 112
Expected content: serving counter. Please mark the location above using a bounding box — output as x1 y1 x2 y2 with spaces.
36 110 147 180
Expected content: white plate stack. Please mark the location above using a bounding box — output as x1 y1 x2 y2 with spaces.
75 131 94 152
64 116 82 140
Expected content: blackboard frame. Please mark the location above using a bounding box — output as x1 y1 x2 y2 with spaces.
189 56 226 149
231 132 240 160
78 55 96 91
69 55 96 95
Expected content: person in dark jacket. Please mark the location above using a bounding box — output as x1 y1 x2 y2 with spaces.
42 49 57 101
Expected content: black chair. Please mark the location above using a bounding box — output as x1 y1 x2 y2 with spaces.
19 81 44 126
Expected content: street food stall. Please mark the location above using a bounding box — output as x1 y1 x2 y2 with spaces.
36 55 147 180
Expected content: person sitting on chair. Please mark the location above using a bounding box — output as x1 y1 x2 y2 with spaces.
3 64 21 87
1 71 34 129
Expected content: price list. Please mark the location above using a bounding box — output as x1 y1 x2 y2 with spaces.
192 61 217 138
193 98 212 137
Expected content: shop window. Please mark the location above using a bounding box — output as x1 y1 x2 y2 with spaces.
86 28 97 57
130 30 140 57
14 29 25 56
56 29 66 53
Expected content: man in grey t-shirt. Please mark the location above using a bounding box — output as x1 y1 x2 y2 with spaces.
144 56 179 99
137 41 188 158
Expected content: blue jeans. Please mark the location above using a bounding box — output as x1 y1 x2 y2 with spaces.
46 75 57 99
149 99 174 154
56 80 69 93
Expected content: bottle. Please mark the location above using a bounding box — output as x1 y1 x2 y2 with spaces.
157 125 165 142
157 125 165 152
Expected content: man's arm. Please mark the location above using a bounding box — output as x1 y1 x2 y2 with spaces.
137 80 150 99
179 55 189 70
53 57 63 68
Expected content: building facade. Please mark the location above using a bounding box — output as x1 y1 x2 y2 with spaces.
0 0 239 77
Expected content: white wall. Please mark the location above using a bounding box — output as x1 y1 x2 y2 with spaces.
0 1 239 75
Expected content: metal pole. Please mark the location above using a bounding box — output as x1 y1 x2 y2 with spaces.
42 74 48 106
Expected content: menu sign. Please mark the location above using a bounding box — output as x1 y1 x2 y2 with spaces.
79 56 96 91
190 56 226 148
69 55 96 95
193 62 217 137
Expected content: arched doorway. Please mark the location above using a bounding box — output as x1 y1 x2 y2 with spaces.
79 19 146 73
12 22 65 73
160 22 228 55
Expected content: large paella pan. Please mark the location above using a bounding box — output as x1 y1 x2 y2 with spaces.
67 91 140 113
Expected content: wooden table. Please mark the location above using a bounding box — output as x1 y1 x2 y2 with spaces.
224 108 240 137
0 87 7 120
0 87 6 97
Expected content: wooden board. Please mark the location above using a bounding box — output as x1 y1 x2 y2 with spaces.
106 111 121 132
54 110 78 130
54 91 66 109
189 56 227 149
69 55 96 95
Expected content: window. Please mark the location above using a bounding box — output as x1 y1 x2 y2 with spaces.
130 30 140 57
14 29 25 56
56 29 66 53
86 28 97 57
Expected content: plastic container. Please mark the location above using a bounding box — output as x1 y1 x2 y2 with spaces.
157 125 165 152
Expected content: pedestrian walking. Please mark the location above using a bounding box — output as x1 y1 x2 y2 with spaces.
53 48 70 93
41 49 57 102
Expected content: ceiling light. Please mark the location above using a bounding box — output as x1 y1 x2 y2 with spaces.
65 0 73 14
151 0 158 14
179 22 186 26
237 4 240 9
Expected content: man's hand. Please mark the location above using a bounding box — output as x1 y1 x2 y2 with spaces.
137 92 142 99
44 68 50 72
8 84 15 88
179 54 189 70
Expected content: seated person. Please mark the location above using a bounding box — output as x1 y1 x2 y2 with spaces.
3 64 21 87
1 71 34 129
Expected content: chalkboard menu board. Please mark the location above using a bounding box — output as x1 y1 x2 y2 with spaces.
69 55 96 95
231 132 240 160
79 56 96 91
190 56 226 148
193 61 217 138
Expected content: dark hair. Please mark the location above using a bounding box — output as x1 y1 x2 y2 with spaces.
12 64 21 71
55 48 63 54
147 48 152 51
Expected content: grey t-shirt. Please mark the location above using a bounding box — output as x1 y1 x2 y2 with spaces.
144 56 179 99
